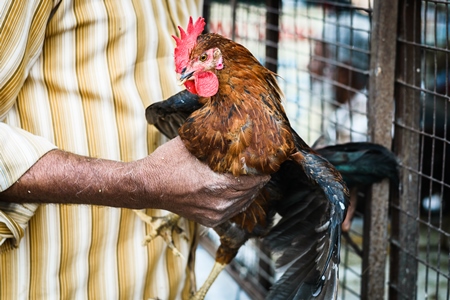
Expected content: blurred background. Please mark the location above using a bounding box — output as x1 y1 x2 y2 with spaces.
194 0 450 299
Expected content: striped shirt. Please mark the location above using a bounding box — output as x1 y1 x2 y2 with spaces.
0 1 201 299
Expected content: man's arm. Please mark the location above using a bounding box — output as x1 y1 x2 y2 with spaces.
0 137 269 227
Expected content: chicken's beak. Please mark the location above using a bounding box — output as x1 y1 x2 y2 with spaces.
179 68 194 86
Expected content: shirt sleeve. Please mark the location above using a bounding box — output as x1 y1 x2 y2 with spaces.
0 1 59 252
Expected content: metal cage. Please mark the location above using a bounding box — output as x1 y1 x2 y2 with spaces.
197 0 450 299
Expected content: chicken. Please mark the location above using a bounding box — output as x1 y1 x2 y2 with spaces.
145 17 349 300
147 91 400 279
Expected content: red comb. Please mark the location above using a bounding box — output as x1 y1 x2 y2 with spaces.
173 17 206 73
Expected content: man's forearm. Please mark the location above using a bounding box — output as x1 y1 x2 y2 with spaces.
0 137 270 227
0 149 153 209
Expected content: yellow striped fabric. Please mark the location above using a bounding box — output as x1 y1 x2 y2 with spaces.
0 1 202 299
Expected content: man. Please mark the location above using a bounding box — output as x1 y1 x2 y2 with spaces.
0 1 268 299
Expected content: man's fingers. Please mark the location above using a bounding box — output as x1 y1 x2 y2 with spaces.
225 174 271 191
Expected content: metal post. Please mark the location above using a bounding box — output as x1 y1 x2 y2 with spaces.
389 0 422 299
202 0 211 33
265 0 280 73
362 0 399 299
230 0 237 40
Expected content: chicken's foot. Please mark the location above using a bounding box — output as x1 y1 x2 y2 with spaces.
190 261 226 300
133 210 187 259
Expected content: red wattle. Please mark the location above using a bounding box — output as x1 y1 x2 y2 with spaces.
194 72 219 97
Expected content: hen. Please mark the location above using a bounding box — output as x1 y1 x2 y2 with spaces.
146 17 349 300
147 95 400 298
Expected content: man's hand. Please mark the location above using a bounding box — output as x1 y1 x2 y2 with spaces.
141 136 270 227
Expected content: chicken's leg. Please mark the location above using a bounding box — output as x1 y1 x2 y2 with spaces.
133 210 187 258
190 261 226 300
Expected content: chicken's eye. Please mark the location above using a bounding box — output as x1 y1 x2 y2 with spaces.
199 53 208 62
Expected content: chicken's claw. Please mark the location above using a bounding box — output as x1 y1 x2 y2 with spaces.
133 210 187 259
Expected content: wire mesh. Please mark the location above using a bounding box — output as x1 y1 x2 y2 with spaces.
391 0 450 299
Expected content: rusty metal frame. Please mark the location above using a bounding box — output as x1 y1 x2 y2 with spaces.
362 0 399 299
390 0 422 299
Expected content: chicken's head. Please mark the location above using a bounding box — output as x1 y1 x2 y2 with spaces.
173 17 223 97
